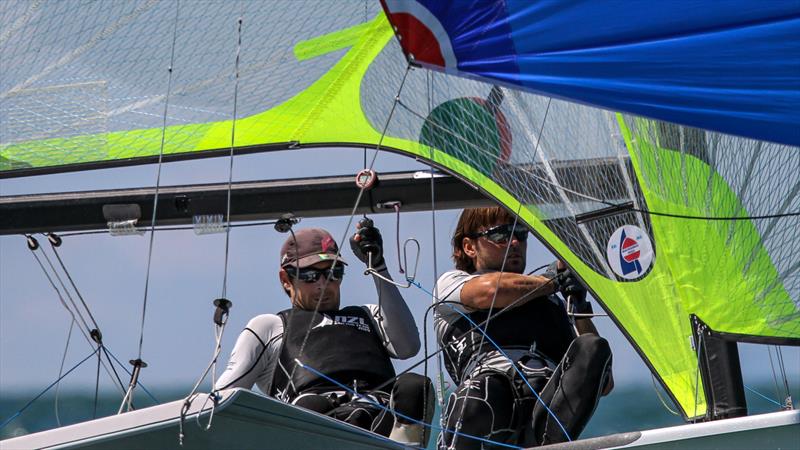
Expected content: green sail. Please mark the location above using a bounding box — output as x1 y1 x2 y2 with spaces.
3 1 798 420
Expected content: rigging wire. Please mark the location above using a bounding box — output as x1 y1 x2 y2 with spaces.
25 239 126 395
220 14 243 300
0 347 100 431
368 274 557 399
38 247 94 341
775 346 792 406
122 0 181 414
103 348 159 404
395 100 800 222
526 263 550 275
286 65 413 385
692 330 705 423
179 316 231 443
179 12 242 442
54 319 76 427
294 361 519 450
45 236 109 416
744 385 784 408
48 241 101 331
411 280 572 445
93 342 101 419
394 203 405 274
767 345 782 406
448 206 526 447
363 237 420 288
426 69 448 420
135 0 181 359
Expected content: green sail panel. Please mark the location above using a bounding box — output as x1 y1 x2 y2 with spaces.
617 116 799 339
1 9 394 172
4 1 798 421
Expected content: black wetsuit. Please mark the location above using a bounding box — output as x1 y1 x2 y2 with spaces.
434 270 612 449
273 306 431 436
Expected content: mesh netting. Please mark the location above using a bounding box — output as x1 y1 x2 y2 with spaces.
2 0 798 418
620 118 800 333
363 39 653 280
1 0 381 167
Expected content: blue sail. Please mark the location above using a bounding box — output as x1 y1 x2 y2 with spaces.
382 0 800 145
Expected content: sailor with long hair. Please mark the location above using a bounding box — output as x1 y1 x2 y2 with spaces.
435 207 614 449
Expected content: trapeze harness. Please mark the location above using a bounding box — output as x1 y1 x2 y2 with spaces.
271 305 396 401
440 295 575 384
438 295 612 448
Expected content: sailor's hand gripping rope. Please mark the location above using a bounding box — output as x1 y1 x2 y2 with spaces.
352 216 420 289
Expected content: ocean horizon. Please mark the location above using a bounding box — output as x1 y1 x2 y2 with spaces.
2 382 797 446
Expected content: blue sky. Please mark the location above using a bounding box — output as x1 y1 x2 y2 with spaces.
1 147 797 411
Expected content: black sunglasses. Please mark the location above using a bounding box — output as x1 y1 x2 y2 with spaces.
471 223 528 244
285 265 345 283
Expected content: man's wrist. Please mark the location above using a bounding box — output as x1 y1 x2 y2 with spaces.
572 299 593 314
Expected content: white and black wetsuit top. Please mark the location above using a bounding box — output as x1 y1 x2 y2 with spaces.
215 268 419 398
271 305 396 400
434 270 576 384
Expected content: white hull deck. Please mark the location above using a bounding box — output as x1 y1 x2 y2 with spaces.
538 409 800 450
3 388 797 450
0 388 405 450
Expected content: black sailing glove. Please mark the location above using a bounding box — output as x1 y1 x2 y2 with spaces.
350 219 386 270
546 261 592 314
558 269 592 314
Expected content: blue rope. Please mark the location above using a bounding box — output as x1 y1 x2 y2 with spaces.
411 280 572 442
1 348 99 430
104 348 159 404
295 360 521 449
744 385 783 407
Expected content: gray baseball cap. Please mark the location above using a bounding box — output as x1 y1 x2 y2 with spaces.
279 228 347 269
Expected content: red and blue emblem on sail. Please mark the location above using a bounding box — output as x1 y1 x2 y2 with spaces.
382 0 800 146
619 229 643 276
606 225 653 280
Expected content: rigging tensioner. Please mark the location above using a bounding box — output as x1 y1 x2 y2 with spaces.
355 169 378 190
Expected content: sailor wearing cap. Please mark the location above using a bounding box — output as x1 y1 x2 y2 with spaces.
216 223 433 446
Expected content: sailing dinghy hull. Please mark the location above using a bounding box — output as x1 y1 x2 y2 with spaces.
536 409 800 450
0 388 405 449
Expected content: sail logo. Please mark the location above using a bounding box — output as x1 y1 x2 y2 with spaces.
606 225 653 280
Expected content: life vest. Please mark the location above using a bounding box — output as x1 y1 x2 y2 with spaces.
271 305 396 400
440 296 575 384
